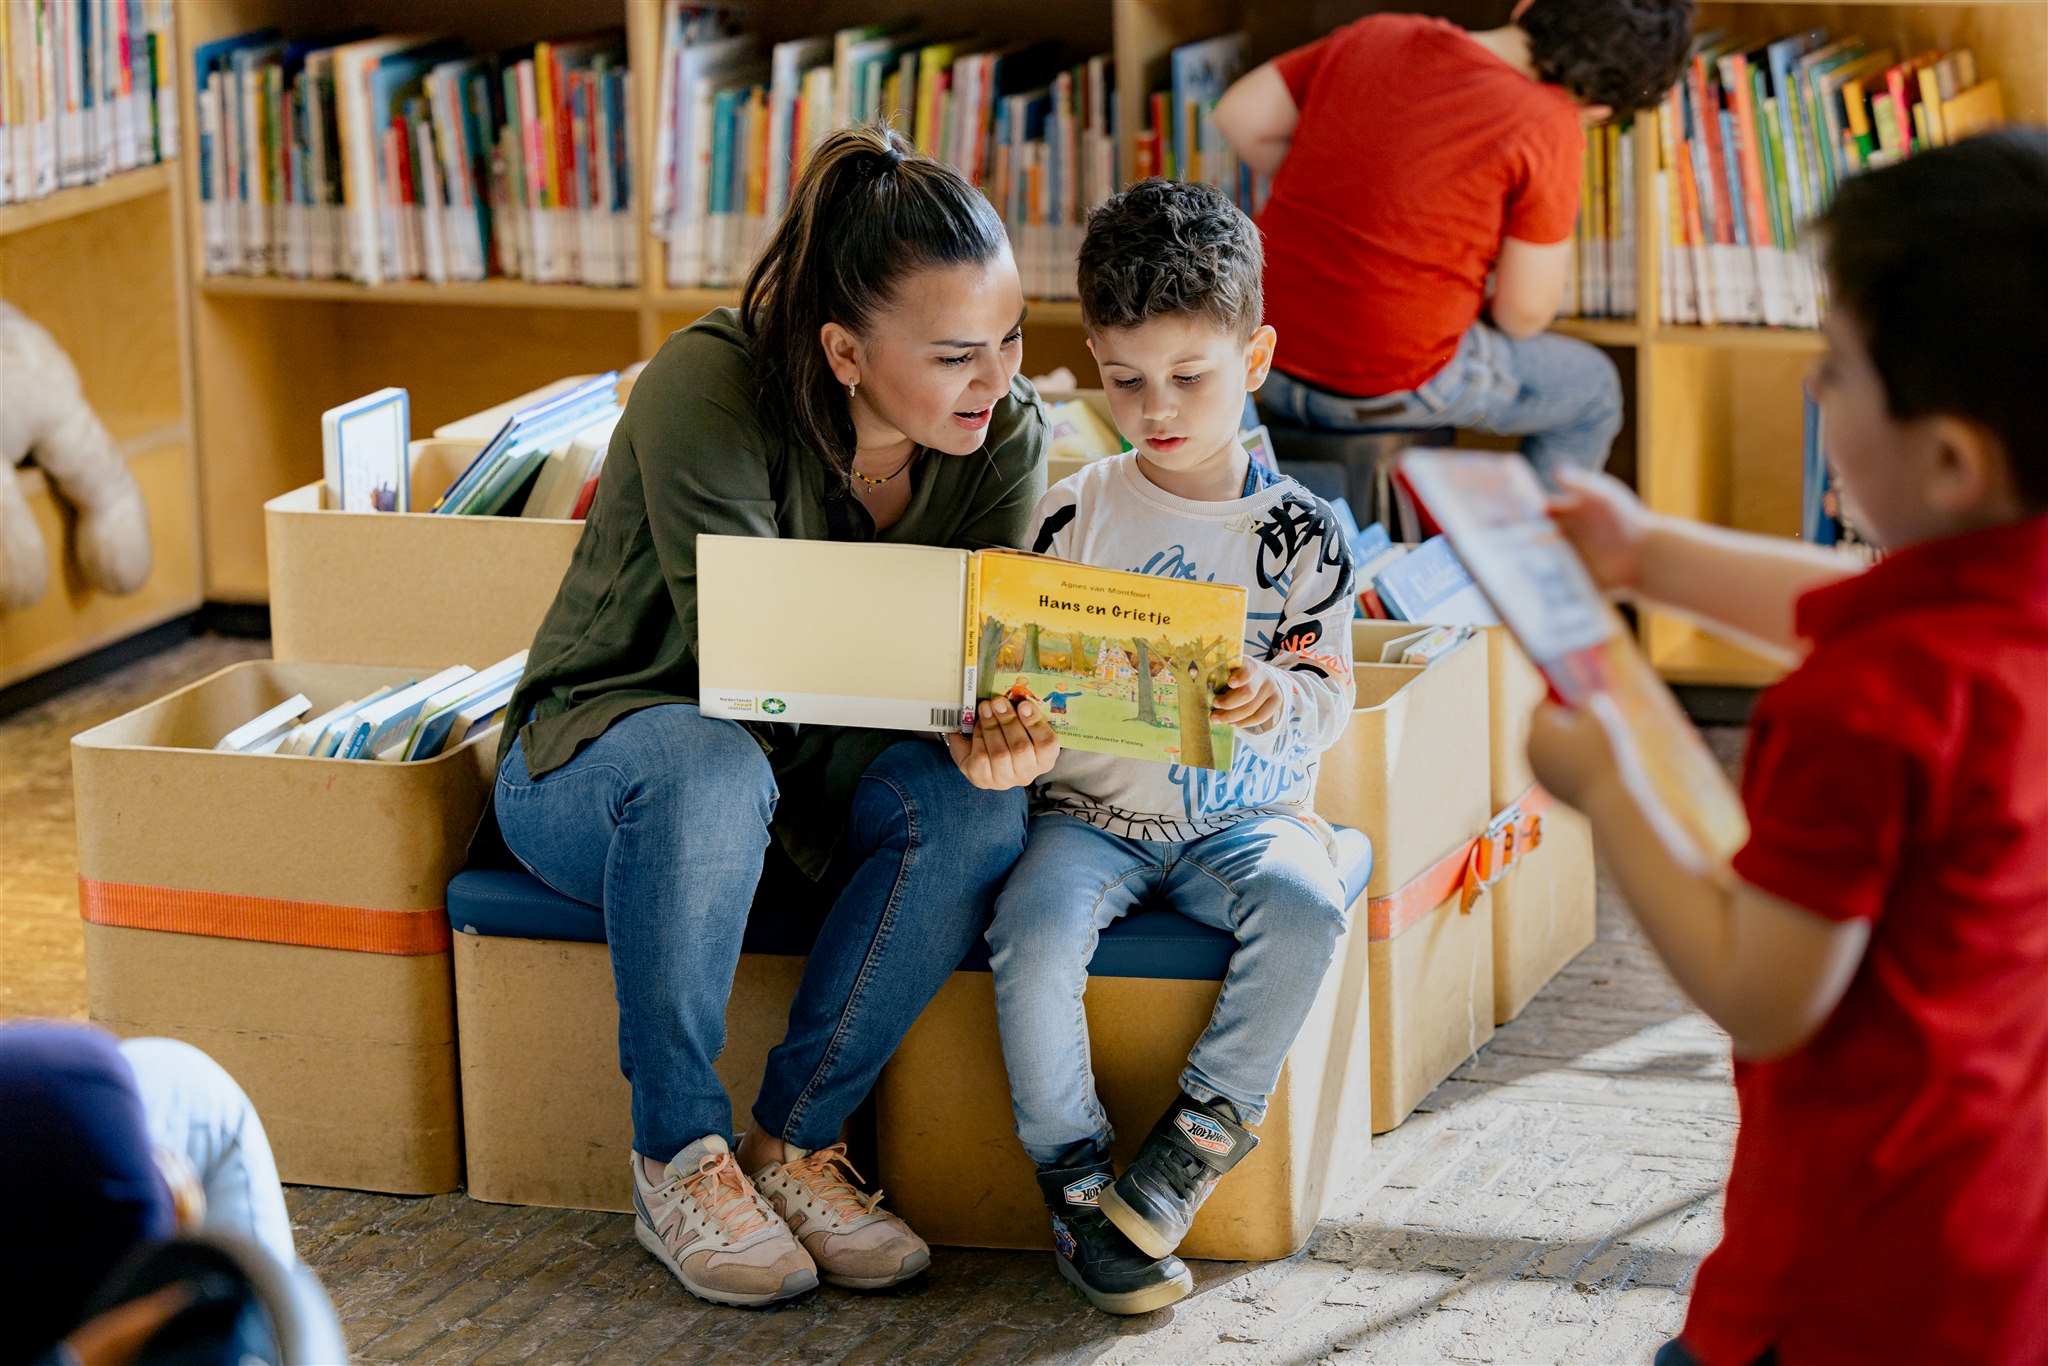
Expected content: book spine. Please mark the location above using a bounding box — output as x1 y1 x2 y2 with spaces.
961 548 983 733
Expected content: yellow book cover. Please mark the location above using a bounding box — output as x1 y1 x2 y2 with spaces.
1044 397 1124 462
969 550 1246 770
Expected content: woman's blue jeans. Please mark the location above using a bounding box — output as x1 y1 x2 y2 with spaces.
495 704 1028 1160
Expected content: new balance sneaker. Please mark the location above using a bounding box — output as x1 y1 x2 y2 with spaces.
1099 1093 1258 1260
749 1142 931 1290
1038 1158 1193 1315
632 1136 818 1307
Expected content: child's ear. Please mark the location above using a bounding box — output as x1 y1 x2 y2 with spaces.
1243 325 1278 391
1925 413 2018 520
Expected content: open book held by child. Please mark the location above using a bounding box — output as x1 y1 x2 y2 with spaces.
1529 131 2048 1366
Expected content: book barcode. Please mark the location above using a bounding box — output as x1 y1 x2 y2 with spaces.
931 707 960 729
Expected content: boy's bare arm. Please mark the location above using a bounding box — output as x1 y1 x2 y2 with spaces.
1531 701 1870 1059
1214 64 1299 179
1551 469 1861 664
1490 236 1571 338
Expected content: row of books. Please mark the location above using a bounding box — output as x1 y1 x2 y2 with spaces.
1655 30 2005 328
195 27 635 286
1558 120 1637 322
650 9 1117 300
0 0 177 206
1131 31 1268 216
215 653 526 762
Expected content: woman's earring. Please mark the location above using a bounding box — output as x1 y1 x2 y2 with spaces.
846 379 859 405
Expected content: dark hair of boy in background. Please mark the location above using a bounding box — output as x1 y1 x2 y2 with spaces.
1532 128 2048 1366
1215 0 1692 484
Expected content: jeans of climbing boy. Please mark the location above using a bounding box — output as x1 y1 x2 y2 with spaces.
986 810 1349 1165
494 704 1027 1161
1258 318 1623 484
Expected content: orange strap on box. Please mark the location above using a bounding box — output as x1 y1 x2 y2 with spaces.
1364 785 1554 942
78 878 451 956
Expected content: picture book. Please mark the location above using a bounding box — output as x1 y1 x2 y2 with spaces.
695 537 1247 768
1398 451 1749 863
321 387 410 512
1374 535 1498 626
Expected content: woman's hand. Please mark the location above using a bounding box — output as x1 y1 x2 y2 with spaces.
1548 466 1653 594
1211 659 1283 733
945 696 1061 790
1526 697 1625 811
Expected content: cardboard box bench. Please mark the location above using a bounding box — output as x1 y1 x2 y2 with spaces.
1315 624 1495 1134
264 439 583 668
72 660 499 1194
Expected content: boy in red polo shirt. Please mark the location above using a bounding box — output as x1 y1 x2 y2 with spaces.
1216 1 1692 481
1531 130 2048 1366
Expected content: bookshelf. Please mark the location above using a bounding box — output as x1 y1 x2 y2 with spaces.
0 108 202 687
164 0 2044 694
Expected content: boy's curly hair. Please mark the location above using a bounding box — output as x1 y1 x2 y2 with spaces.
1076 179 1263 339
1521 0 1694 118
1818 128 2048 511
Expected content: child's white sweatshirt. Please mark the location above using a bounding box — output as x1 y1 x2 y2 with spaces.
1025 452 1357 848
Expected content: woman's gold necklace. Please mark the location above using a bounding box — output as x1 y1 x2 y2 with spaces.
851 450 915 492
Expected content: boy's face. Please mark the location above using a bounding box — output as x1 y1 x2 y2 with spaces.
1809 306 2003 549
1088 315 1277 495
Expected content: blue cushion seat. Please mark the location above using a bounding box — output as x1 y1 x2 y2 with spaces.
448 826 1371 984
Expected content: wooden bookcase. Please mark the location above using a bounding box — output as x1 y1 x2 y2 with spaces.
0 147 203 689
168 1 2046 691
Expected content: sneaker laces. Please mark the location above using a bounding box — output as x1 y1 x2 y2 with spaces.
677 1151 772 1239
786 1143 884 1222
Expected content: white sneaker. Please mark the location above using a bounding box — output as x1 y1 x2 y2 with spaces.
632 1135 818 1307
749 1142 932 1290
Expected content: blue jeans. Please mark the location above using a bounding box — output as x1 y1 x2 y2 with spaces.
1259 320 1624 481
495 704 1028 1160
986 811 1349 1165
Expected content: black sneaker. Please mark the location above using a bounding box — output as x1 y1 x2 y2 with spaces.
1099 1093 1258 1260
1037 1157 1194 1315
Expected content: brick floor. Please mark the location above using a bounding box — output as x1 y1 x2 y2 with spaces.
4 636 1742 1363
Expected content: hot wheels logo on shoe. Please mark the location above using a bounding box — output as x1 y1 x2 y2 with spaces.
1176 1109 1235 1156
1062 1172 1110 1206
1051 1215 1078 1261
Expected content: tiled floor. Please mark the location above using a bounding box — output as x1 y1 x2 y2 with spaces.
2 634 1741 1364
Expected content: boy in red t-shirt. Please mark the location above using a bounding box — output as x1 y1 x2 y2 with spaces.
1216 1 1691 481
1531 131 2048 1366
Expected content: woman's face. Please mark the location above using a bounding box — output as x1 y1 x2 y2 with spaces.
827 250 1027 458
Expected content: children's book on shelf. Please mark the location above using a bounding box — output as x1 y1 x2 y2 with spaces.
1657 30 2006 329
1800 391 1876 562
193 24 633 286
1045 396 1124 463
696 535 1248 769
321 387 409 512
651 8 1116 299
1559 118 1635 322
0 0 178 206
1398 450 1749 863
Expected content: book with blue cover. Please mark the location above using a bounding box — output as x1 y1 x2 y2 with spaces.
1374 536 1499 626
433 372 620 515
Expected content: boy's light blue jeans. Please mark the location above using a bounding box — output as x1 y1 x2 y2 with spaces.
987 810 1349 1165
496 704 1028 1161
1258 319 1624 482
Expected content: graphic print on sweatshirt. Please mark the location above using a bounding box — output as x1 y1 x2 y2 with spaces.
1025 454 1356 844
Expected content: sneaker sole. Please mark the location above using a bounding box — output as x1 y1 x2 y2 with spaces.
820 1243 931 1291
1098 1185 1178 1262
1056 1252 1193 1316
635 1219 818 1307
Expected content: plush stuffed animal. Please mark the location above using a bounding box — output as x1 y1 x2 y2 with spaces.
0 301 152 611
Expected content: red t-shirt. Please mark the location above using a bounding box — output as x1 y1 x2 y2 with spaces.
1260 17 1582 397
1683 516 2048 1365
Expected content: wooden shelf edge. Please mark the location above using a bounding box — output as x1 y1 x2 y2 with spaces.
1651 324 1826 354
1554 317 1642 347
0 597 202 692
0 163 172 239
197 275 643 311
648 286 1088 327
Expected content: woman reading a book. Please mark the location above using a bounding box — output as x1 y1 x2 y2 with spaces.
490 126 1056 1307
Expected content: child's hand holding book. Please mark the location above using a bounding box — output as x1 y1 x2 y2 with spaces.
945 695 1062 792
1546 467 1652 595
1210 659 1282 734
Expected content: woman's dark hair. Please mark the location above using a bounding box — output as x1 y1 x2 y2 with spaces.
1817 127 2048 510
741 125 1008 480
1520 0 1694 118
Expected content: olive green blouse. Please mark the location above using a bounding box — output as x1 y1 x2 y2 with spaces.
499 308 1049 879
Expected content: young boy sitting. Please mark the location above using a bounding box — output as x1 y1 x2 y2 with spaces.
986 179 1358 1315
1214 0 1692 481
1530 130 2048 1365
